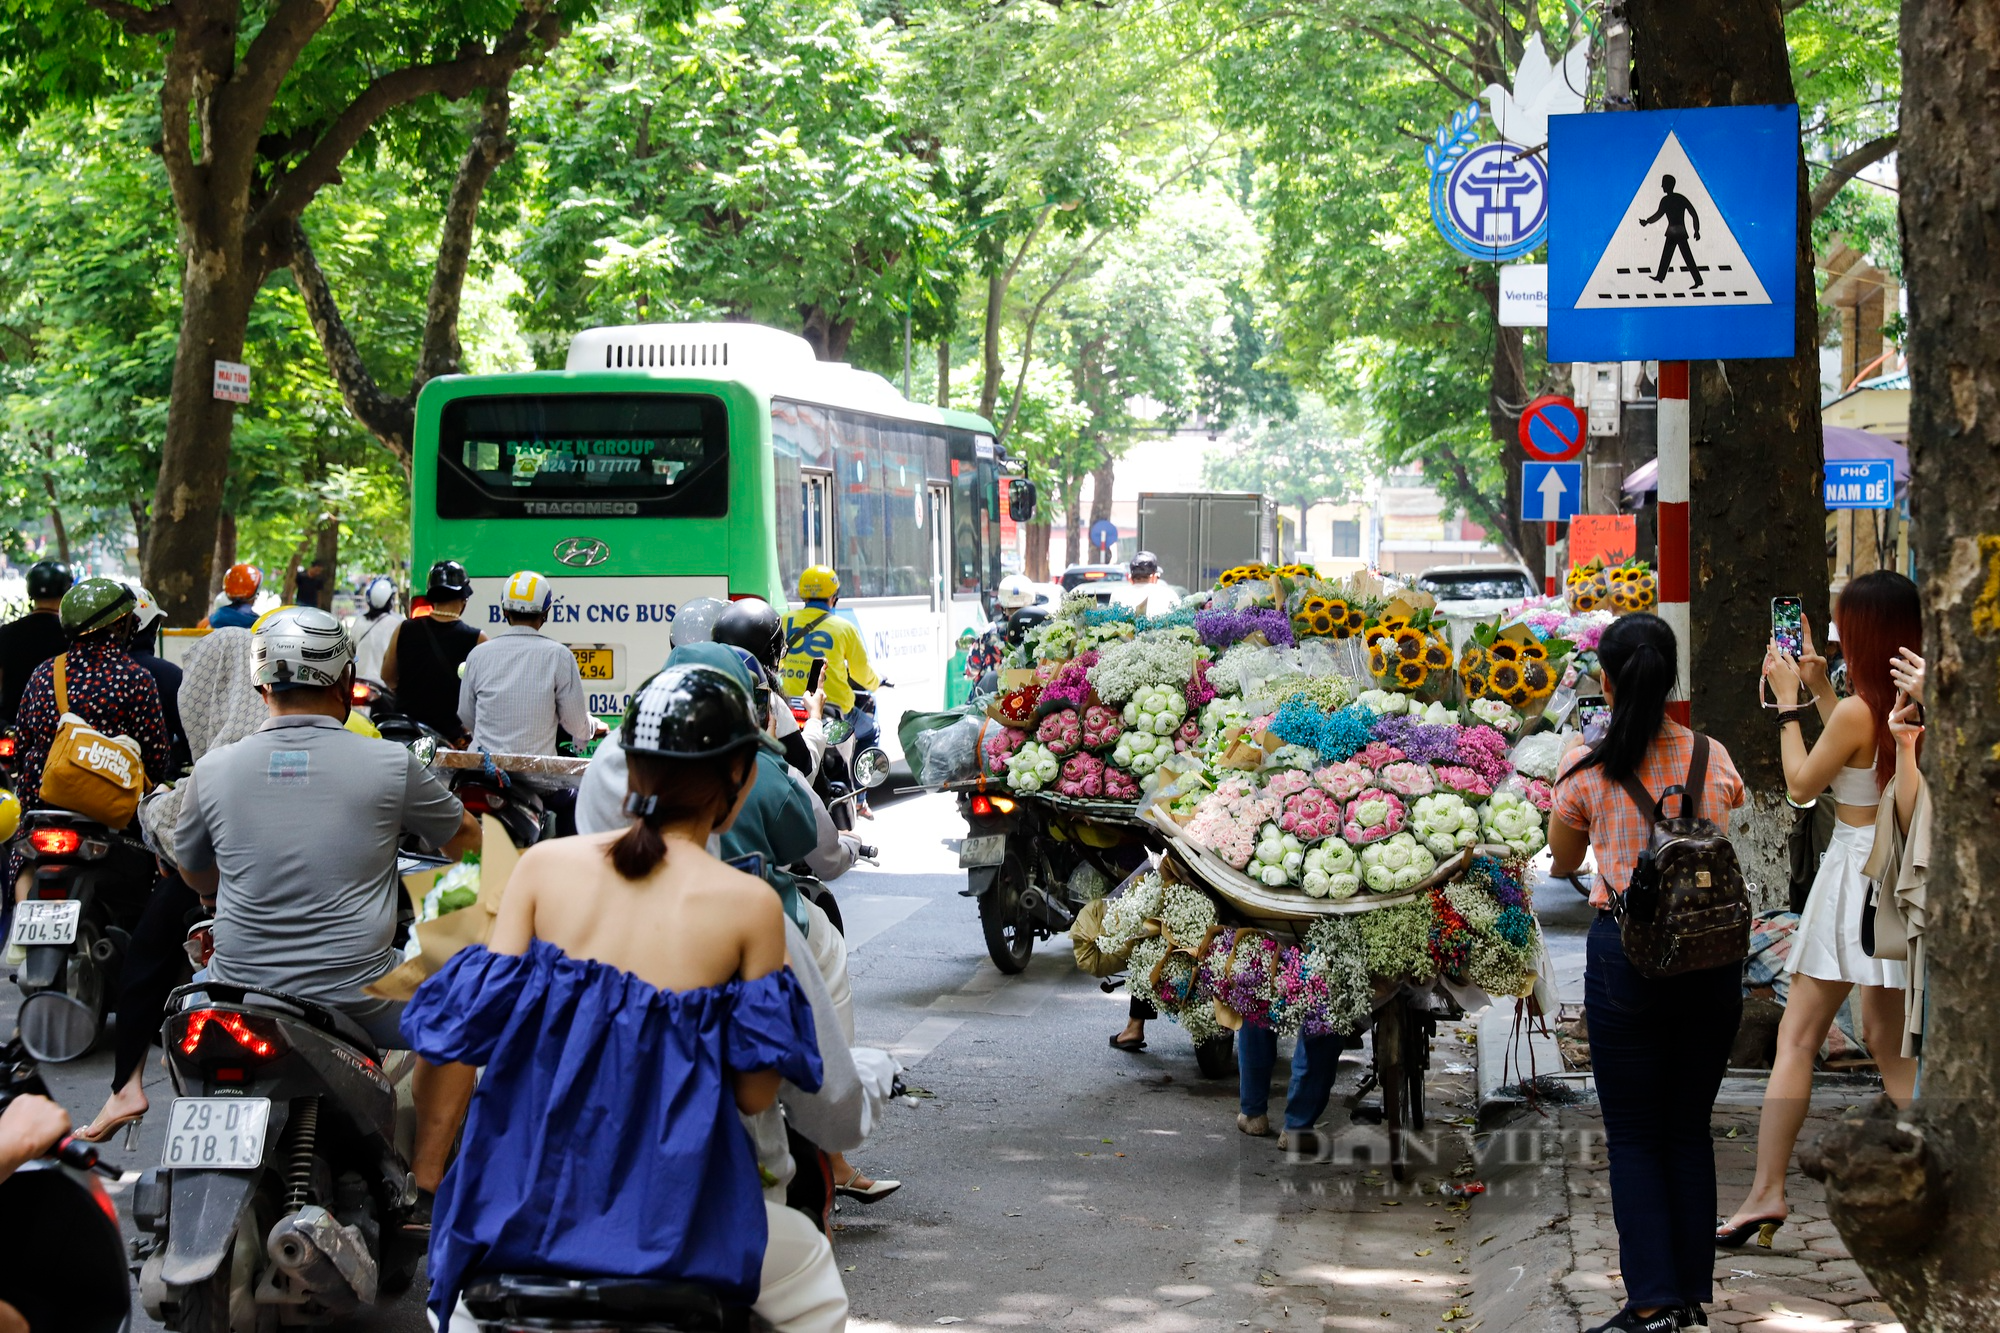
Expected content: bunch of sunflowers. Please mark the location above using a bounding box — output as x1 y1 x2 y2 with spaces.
1458 634 1559 708
1217 563 1275 588
1567 559 1658 614
1292 592 1369 640
1363 609 1454 693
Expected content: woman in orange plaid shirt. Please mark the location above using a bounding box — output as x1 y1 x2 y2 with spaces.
1549 613 1747 1333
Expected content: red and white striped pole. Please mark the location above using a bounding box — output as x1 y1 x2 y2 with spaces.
1656 360 1691 725
1545 521 1560 595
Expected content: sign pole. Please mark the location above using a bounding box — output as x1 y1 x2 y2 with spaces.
1656 360 1692 725
1545 521 1559 595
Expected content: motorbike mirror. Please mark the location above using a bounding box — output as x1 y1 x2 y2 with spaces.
407 735 439 769
17 991 97 1064
852 747 891 790
822 716 855 746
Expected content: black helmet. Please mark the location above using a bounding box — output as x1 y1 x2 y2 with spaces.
1130 550 1159 577
712 598 784 671
26 560 72 602
622 664 762 760
1004 604 1052 648
426 560 473 600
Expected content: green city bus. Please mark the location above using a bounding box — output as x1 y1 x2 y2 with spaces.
411 322 1007 744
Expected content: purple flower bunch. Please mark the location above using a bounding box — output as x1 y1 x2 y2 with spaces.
1370 714 1461 765
1277 948 1341 1038
1040 651 1099 710
1185 656 1218 710
1455 725 1513 786
1199 932 1282 1029
1467 854 1528 910
1036 708 1082 757
1195 607 1295 650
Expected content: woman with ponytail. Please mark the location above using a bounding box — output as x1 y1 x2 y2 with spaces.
1549 613 1748 1333
401 664 849 1332
1718 570 1922 1250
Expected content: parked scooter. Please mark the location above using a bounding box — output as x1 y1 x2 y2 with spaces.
0 991 132 1332
8 806 157 1044
131 979 428 1329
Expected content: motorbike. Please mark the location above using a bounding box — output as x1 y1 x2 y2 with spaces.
793 687 890 836
131 979 428 1330
7 806 158 1045
357 678 556 848
461 1274 773 1332
0 990 132 1332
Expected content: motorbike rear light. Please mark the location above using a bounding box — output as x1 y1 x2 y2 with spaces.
990 796 1017 813
970 794 993 817
351 682 374 705
178 1008 285 1060
29 828 80 856
0 735 15 757
213 1067 246 1082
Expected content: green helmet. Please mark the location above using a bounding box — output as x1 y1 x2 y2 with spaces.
59 577 138 639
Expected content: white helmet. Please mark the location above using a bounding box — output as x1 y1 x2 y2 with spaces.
364 576 396 613
121 580 166 634
251 605 354 689
670 596 729 647
501 570 553 616
996 573 1036 611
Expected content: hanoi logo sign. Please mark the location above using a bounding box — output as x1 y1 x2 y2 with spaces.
1427 106 1549 261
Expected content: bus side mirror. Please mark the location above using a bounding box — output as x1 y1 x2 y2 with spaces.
1009 480 1038 524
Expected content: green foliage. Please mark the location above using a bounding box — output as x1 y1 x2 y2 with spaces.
1202 393 1366 509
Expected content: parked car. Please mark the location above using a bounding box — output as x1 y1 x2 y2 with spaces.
1415 563 1539 632
1060 563 1129 592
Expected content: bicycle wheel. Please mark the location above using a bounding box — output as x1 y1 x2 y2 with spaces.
1374 1002 1409 1181
1404 1006 1432 1133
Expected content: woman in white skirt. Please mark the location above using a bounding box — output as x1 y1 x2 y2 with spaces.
1718 571 1921 1247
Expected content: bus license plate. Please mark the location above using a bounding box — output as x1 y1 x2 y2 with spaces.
7 900 80 947
958 835 1007 868
162 1098 271 1171
571 646 615 681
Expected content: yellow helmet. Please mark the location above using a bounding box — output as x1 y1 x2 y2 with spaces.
0 789 19 843
798 565 840 601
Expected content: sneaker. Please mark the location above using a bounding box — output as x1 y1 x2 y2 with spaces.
1236 1113 1272 1138
1676 1309 1710 1330
1584 1310 1680 1333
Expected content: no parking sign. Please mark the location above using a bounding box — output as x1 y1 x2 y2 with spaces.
1518 395 1586 462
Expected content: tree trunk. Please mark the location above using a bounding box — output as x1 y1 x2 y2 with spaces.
147 260 258 625
1629 0 1828 796
1799 4 2000 1325
209 511 237 604
1024 521 1050 582
1088 458 1116 559
313 512 339 608
937 341 950 408
39 475 68 566
978 271 1005 422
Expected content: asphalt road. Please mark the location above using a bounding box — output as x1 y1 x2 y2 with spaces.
7 789 1510 1331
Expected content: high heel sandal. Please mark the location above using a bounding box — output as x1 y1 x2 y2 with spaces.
74 1111 145 1149
835 1169 901 1204
1714 1216 1784 1248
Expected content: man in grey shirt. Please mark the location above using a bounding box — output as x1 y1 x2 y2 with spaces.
457 569 601 758
176 606 480 1195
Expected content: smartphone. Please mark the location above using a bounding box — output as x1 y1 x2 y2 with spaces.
1771 596 1804 659
726 852 768 881
805 657 828 694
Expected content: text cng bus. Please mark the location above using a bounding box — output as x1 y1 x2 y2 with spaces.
410 322 1006 745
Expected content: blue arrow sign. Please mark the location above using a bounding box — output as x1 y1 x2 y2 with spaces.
1089 519 1120 550
1523 462 1582 523
1548 104 1798 362
1823 459 1895 510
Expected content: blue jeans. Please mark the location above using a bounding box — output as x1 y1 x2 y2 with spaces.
1585 911 1740 1311
1237 1026 1343 1131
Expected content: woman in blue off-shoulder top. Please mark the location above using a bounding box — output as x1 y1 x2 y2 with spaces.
404 664 847 1331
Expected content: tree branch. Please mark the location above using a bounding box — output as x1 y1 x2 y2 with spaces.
215 0 339 149
417 86 516 387
285 220 415 467
84 0 174 34
1809 133 1900 219
255 1 561 228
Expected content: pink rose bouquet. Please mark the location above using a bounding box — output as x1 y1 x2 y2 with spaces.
1263 768 1312 799
1376 761 1437 799
982 723 1026 775
1057 752 1106 799
1102 765 1141 801
1280 787 1341 841
1036 708 1083 757
1433 764 1495 799
1519 777 1555 812
1312 760 1372 802
1341 788 1408 845
1355 741 1406 769
1176 716 1201 752
1185 777 1279 868
1080 704 1124 752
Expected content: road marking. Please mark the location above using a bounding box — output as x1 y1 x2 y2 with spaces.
887 1015 964 1067
839 894 930 951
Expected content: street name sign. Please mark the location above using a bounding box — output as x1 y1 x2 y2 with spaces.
1823 460 1895 510
1547 104 1798 362
1522 461 1582 523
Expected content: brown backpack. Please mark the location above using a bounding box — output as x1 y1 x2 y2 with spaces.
38 655 149 829
1611 733 1752 979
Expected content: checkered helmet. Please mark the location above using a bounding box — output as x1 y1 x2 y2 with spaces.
251 605 354 689
622 664 761 760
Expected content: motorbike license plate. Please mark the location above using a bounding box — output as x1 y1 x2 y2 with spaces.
162 1098 271 1171
7 899 80 947
570 645 615 681
958 834 1007 869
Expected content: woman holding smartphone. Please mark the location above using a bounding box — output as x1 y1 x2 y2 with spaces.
1719 570 1921 1247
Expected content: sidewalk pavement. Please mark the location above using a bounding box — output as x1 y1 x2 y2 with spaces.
1550 1083 1904 1333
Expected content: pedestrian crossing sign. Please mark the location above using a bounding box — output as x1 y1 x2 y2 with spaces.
1547 104 1798 362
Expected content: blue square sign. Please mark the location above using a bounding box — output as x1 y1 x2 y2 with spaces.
1824 460 1895 510
1522 462 1582 523
1548 104 1798 362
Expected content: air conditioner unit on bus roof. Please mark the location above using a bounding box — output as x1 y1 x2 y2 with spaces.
565 321 944 422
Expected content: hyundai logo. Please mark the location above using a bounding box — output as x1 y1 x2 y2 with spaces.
553 537 610 568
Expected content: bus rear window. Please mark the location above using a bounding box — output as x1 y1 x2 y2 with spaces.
436 394 729 519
